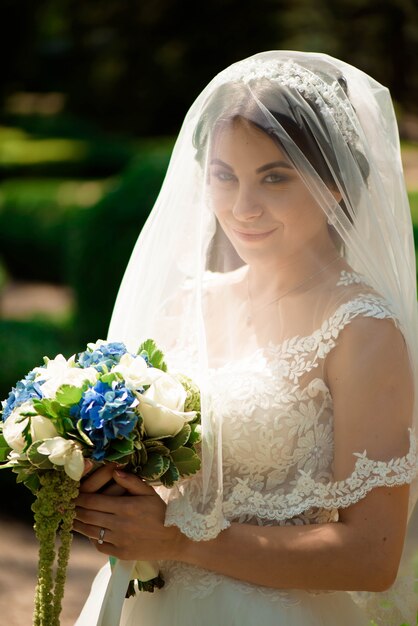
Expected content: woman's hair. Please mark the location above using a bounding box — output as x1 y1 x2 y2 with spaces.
193 74 370 225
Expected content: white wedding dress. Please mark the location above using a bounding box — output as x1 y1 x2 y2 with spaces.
76 269 418 626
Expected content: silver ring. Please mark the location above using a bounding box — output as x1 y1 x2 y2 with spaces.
98 527 105 544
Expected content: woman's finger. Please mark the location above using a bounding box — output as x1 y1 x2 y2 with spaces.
81 459 94 478
100 483 127 496
80 463 118 493
72 518 116 545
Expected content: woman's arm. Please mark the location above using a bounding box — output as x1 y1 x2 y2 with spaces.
174 484 409 593
74 317 412 593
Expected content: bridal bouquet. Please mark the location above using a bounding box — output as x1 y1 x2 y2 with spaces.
0 339 201 626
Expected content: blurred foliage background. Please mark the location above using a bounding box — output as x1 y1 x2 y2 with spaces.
1 0 418 517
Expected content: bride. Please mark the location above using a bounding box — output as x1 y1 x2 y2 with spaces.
73 51 418 626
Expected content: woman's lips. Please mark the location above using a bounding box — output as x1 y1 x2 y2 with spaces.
232 228 276 241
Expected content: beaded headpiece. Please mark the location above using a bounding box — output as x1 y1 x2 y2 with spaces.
213 59 358 146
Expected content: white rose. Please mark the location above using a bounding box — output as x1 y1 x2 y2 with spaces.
139 371 196 438
2 402 34 452
112 353 149 390
31 414 59 441
34 354 98 399
3 403 60 452
132 560 160 582
37 437 84 481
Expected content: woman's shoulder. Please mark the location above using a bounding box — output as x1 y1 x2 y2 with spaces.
322 264 399 321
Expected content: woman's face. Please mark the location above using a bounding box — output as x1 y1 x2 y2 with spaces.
208 118 334 264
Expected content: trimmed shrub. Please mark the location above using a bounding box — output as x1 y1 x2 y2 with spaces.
0 181 76 282
68 150 172 343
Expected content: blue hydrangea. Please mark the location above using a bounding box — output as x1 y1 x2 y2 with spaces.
76 342 128 373
1 369 44 421
71 380 137 461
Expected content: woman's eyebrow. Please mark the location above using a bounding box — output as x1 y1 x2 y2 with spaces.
209 158 293 172
256 161 293 173
210 158 233 170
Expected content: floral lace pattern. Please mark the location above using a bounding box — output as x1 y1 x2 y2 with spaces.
163 271 418 618
336 270 370 286
158 560 306 604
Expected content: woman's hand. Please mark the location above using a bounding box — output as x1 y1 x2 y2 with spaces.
80 460 126 496
73 470 183 562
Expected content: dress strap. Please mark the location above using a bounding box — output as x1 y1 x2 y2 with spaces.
269 293 401 384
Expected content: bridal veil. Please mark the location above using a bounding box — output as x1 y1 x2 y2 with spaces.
108 51 418 623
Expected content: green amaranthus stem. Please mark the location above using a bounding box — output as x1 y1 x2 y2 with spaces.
52 476 79 624
32 471 80 626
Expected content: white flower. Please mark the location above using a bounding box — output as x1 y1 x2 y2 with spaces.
33 353 73 379
112 353 150 390
34 354 98 398
139 371 196 438
37 437 84 481
7 449 27 463
132 560 160 582
31 414 60 441
86 339 107 351
3 402 59 452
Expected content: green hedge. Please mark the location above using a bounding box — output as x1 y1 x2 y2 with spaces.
0 115 138 179
68 150 172 343
0 138 173 292
0 318 80 400
0 180 78 282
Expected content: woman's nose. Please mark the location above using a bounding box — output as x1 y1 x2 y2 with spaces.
232 186 263 221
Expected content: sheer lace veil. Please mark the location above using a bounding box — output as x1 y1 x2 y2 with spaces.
108 51 418 620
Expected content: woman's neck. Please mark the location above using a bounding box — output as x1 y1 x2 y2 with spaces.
246 239 343 303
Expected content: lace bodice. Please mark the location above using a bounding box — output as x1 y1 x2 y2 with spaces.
158 269 418 624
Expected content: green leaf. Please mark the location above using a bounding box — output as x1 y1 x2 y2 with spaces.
0 433 11 461
105 451 133 462
160 461 180 487
133 441 148 466
61 415 76 433
176 374 201 413
137 339 167 372
144 440 170 456
23 472 41 494
27 442 54 470
33 399 72 430
140 454 170 480
100 372 121 385
133 410 145 438
166 424 191 451
55 384 83 406
170 446 201 476
109 438 135 455
187 423 202 446
16 466 37 484
76 420 94 446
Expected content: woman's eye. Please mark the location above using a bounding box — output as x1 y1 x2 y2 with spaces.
212 170 236 182
264 173 286 183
